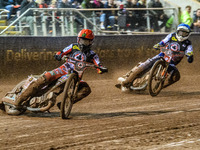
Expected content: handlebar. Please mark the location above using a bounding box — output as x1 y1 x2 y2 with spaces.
160 47 184 57
62 55 108 72
159 46 185 63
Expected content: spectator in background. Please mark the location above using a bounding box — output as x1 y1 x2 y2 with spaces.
123 0 135 30
57 0 71 8
70 0 83 6
154 0 168 31
46 1 57 34
93 0 104 14
137 0 146 31
102 0 118 30
180 5 193 26
81 0 92 9
93 0 104 8
71 0 81 8
19 0 39 35
56 0 71 35
92 0 104 29
131 0 140 30
148 0 156 31
36 0 48 8
3 0 22 20
124 0 133 9
44 0 51 5
36 0 48 34
191 8 200 32
50 0 57 6
148 0 168 32
81 0 93 29
117 3 127 30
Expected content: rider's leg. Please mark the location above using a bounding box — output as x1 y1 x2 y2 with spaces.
15 76 47 106
15 65 68 107
117 63 145 92
119 55 160 87
73 82 91 104
163 65 180 88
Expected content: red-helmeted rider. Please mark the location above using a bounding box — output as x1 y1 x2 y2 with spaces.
14 29 108 107
117 23 194 92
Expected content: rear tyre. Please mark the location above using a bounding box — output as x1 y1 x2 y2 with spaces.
60 73 78 119
148 60 166 97
4 80 26 115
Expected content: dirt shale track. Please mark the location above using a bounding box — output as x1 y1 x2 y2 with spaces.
0 69 200 150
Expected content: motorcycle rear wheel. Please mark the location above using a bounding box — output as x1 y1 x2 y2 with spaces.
4 80 26 115
148 60 166 97
60 73 78 119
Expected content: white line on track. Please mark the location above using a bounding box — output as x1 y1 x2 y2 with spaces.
150 138 200 150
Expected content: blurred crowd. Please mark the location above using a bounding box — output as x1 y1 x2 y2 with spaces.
0 0 199 34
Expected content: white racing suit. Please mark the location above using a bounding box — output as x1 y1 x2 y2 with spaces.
121 32 193 88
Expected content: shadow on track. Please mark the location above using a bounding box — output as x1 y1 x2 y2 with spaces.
5 105 200 119
70 108 200 120
158 91 200 98
25 112 60 118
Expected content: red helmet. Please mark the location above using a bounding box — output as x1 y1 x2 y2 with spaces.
77 29 94 52
78 29 95 40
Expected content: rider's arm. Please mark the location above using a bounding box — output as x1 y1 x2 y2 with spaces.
185 45 193 63
153 33 173 50
92 53 102 74
54 44 73 61
91 51 107 74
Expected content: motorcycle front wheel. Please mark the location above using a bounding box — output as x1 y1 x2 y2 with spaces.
60 73 78 119
148 60 166 97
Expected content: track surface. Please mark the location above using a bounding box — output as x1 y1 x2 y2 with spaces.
0 71 200 150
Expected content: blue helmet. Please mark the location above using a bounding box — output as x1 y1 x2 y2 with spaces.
176 23 191 41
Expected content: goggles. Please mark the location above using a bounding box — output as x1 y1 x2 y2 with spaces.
79 38 93 46
177 30 189 37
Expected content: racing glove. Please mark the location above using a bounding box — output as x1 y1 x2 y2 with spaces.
153 43 161 50
97 66 108 74
54 51 62 61
186 52 193 63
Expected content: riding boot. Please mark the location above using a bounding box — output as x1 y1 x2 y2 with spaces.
118 62 144 87
122 67 143 86
73 85 91 104
163 70 180 88
57 84 91 110
15 76 47 106
119 56 159 87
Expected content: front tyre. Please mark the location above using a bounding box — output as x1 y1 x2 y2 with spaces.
148 60 166 97
60 73 78 119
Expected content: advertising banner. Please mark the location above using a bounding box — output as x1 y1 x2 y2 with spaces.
0 34 199 79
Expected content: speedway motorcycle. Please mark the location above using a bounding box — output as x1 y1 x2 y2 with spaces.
116 45 184 96
147 45 184 97
1 56 107 119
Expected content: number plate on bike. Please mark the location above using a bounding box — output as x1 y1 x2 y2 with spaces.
75 62 86 71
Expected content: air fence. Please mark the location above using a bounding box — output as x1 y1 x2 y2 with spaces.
0 34 199 80
0 7 178 36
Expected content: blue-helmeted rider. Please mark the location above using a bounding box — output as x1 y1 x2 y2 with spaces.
118 23 194 91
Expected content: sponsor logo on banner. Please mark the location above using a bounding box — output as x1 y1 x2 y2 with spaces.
5 49 58 62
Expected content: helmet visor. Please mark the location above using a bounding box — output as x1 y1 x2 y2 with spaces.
177 30 189 37
79 38 93 46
